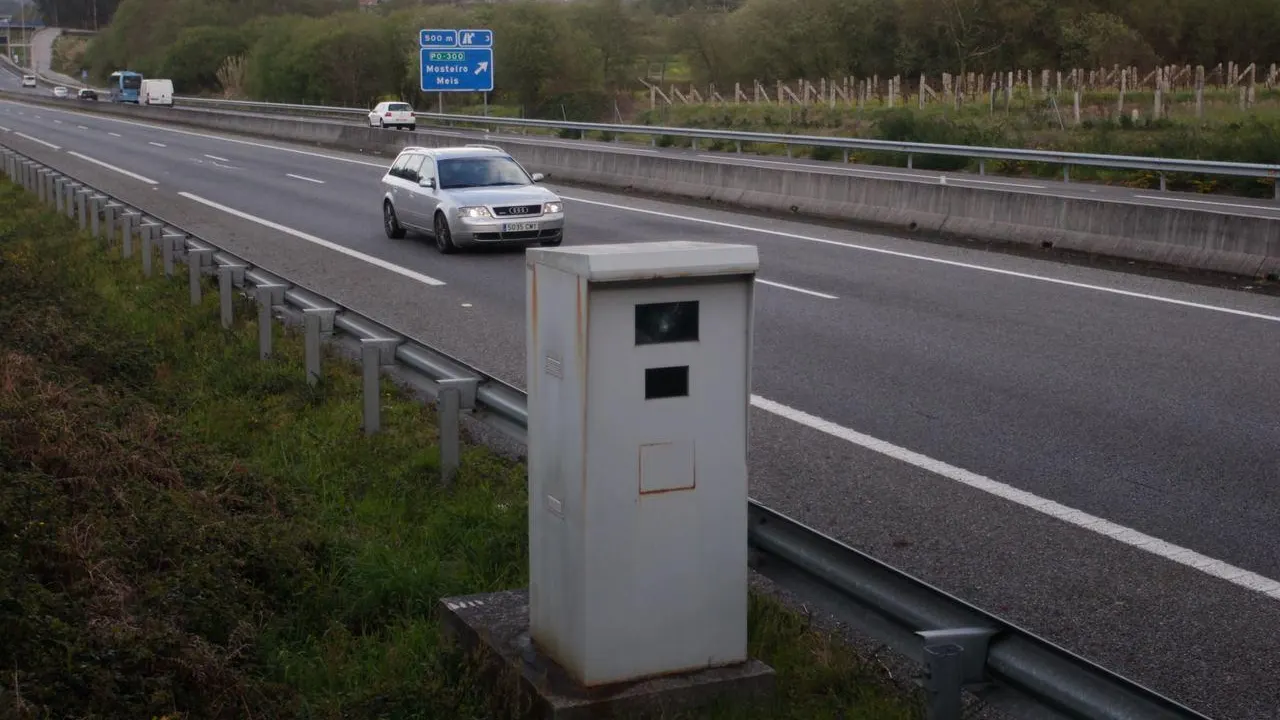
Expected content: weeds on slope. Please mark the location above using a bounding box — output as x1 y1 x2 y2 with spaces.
0 178 921 719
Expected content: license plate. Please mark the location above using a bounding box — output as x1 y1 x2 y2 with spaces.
503 222 538 232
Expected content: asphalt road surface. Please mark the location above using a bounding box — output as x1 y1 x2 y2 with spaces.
6 52 1280 222
1 96 1278 719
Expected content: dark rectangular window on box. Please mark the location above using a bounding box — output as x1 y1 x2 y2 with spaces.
645 365 689 400
635 301 699 345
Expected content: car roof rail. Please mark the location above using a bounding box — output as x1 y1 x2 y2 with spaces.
464 144 505 152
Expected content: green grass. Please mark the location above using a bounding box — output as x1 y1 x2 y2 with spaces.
0 179 924 718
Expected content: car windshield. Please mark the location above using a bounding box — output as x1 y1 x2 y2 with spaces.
437 156 531 189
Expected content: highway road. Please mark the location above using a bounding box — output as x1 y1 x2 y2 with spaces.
1 90 1278 719
9 44 1280 221
160 102 1280 221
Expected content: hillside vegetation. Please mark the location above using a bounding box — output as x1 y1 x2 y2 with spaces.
81 0 1280 109
71 0 1280 177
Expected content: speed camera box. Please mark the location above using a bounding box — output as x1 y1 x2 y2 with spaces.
525 241 759 687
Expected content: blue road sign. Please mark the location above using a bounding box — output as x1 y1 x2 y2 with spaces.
420 29 457 48
420 47 494 92
457 29 493 48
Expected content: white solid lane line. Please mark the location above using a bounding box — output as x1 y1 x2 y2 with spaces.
148 141 167 148
177 192 446 287
756 278 837 299
0 125 10 132
1132 194 1280 215
108 132 121 137
562 195 1280 324
13 131 59 149
286 173 325 184
751 395 1280 601
65 151 158 184
77 125 88 129
204 154 229 162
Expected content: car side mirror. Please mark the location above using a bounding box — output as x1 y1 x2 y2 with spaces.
531 172 545 182
418 176 435 189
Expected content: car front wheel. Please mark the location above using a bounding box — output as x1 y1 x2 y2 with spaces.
383 201 406 239
434 212 457 254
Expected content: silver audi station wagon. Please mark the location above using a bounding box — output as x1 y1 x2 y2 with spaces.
380 144 565 254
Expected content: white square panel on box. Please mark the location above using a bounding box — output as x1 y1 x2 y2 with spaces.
526 241 759 688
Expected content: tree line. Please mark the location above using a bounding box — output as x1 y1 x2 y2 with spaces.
79 0 1280 119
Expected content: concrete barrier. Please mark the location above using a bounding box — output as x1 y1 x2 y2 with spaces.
5 91 1278 278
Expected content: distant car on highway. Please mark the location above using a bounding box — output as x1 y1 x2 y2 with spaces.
380 144 564 254
21 74 36 88
77 88 97 101
52 86 67 98
368 101 416 131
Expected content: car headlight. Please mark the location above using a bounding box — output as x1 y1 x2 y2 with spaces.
457 206 491 218
543 201 563 214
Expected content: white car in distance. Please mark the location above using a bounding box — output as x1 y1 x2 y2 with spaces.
368 101 416 131
21 74 36 88
52 85 68 98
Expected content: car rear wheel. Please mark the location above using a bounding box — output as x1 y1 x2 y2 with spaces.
383 201 406 239
434 212 457 254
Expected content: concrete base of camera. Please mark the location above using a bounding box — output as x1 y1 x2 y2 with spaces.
438 589 775 719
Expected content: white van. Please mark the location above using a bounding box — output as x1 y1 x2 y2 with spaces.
140 78 173 106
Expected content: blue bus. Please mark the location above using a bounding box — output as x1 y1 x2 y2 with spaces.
106 70 143 103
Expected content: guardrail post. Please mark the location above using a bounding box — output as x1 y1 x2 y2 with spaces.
907 153 914 170
436 378 478 485
303 308 336 386
922 643 964 720
979 160 986 176
1159 173 1167 192
89 196 105 238
1063 166 1070 183
120 210 139 258
915 628 996 720
254 283 287 360
139 221 161 277
75 188 89 229
360 338 400 435
188 248 214 305
102 203 121 245
20 162 31 191
691 137 698 151
40 170 53 205
161 231 184 278
53 176 65 211
63 182 77 219
218 263 247 329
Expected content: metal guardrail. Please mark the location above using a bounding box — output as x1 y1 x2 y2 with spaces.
172 94 1280 196
0 140 1215 720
